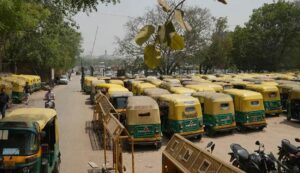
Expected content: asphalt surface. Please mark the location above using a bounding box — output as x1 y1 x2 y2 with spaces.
11 75 300 173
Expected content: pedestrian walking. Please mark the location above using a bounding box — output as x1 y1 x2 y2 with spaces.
24 82 30 105
0 88 9 119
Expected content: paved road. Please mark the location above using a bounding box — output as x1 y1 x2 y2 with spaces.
16 76 102 173
14 75 300 173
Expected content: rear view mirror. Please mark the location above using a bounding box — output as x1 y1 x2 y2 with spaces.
211 144 215 153
206 141 213 148
295 138 300 142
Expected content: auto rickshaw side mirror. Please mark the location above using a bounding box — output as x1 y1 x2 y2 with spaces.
255 141 260 145
295 138 300 142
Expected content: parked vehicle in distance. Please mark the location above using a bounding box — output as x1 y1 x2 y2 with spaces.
287 87 300 121
57 75 68 85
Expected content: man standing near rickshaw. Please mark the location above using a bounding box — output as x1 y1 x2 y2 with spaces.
0 88 9 119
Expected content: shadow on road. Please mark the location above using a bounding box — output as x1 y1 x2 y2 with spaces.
85 121 102 150
279 119 300 128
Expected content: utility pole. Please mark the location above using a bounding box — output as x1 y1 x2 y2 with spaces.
90 26 98 76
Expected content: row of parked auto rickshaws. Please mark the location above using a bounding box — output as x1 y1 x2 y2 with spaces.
0 74 41 103
83 73 300 148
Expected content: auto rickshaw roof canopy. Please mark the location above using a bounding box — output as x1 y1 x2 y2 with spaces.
290 87 300 99
224 89 263 100
127 96 158 110
192 92 232 102
143 88 170 97
2 108 57 129
246 84 279 92
159 94 200 104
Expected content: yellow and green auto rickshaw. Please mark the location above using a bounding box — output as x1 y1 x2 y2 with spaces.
12 75 34 93
185 84 216 92
223 89 267 131
199 83 223 92
231 81 251 89
160 81 182 90
0 80 13 98
143 88 170 101
83 76 98 94
2 77 25 103
108 87 133 113
147 79 163 87
0 108 60 173
109 79 124 87
287 87 300 121
158 94 204 139
277 83 298 111
19 75 41 92
133 82 156 95
125 96 162 148
90 80 106 103
213 82 234 90
95 83 123 96
246 84 282 116
169 87 195 96
192 92 236 136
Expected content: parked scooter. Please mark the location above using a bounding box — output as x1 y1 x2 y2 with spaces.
229 141 277 173
277 138 300 173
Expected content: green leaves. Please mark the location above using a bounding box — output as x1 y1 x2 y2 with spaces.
144 45 161 69
134 25 155 46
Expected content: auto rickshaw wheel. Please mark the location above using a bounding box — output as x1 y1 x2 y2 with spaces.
53 163 60 173
155 142 162 149
205 127 215 137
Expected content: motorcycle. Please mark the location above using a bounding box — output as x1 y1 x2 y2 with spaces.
277 138 300 173
229 140 277 173
44 92 55 109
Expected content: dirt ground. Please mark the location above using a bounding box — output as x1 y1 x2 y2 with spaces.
8 75 300 173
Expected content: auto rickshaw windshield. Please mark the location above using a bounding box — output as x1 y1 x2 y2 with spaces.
0 129 38 156
112 97 128 109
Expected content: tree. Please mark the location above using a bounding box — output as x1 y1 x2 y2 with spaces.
0 0 50 71
194 17 233 74
115 5 213 75
231 1 300 72
2 1 82 79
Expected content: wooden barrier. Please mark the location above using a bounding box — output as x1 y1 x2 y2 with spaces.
162 134 245 173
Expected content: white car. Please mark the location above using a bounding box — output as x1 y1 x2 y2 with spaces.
57 75 68 84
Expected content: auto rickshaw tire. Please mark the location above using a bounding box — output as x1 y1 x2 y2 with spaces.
205 127 215 137
53 163 60 173
156 142 162 149
196 134 202 140
258 126 265 131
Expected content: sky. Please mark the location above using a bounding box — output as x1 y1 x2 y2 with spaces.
74 0 275 56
